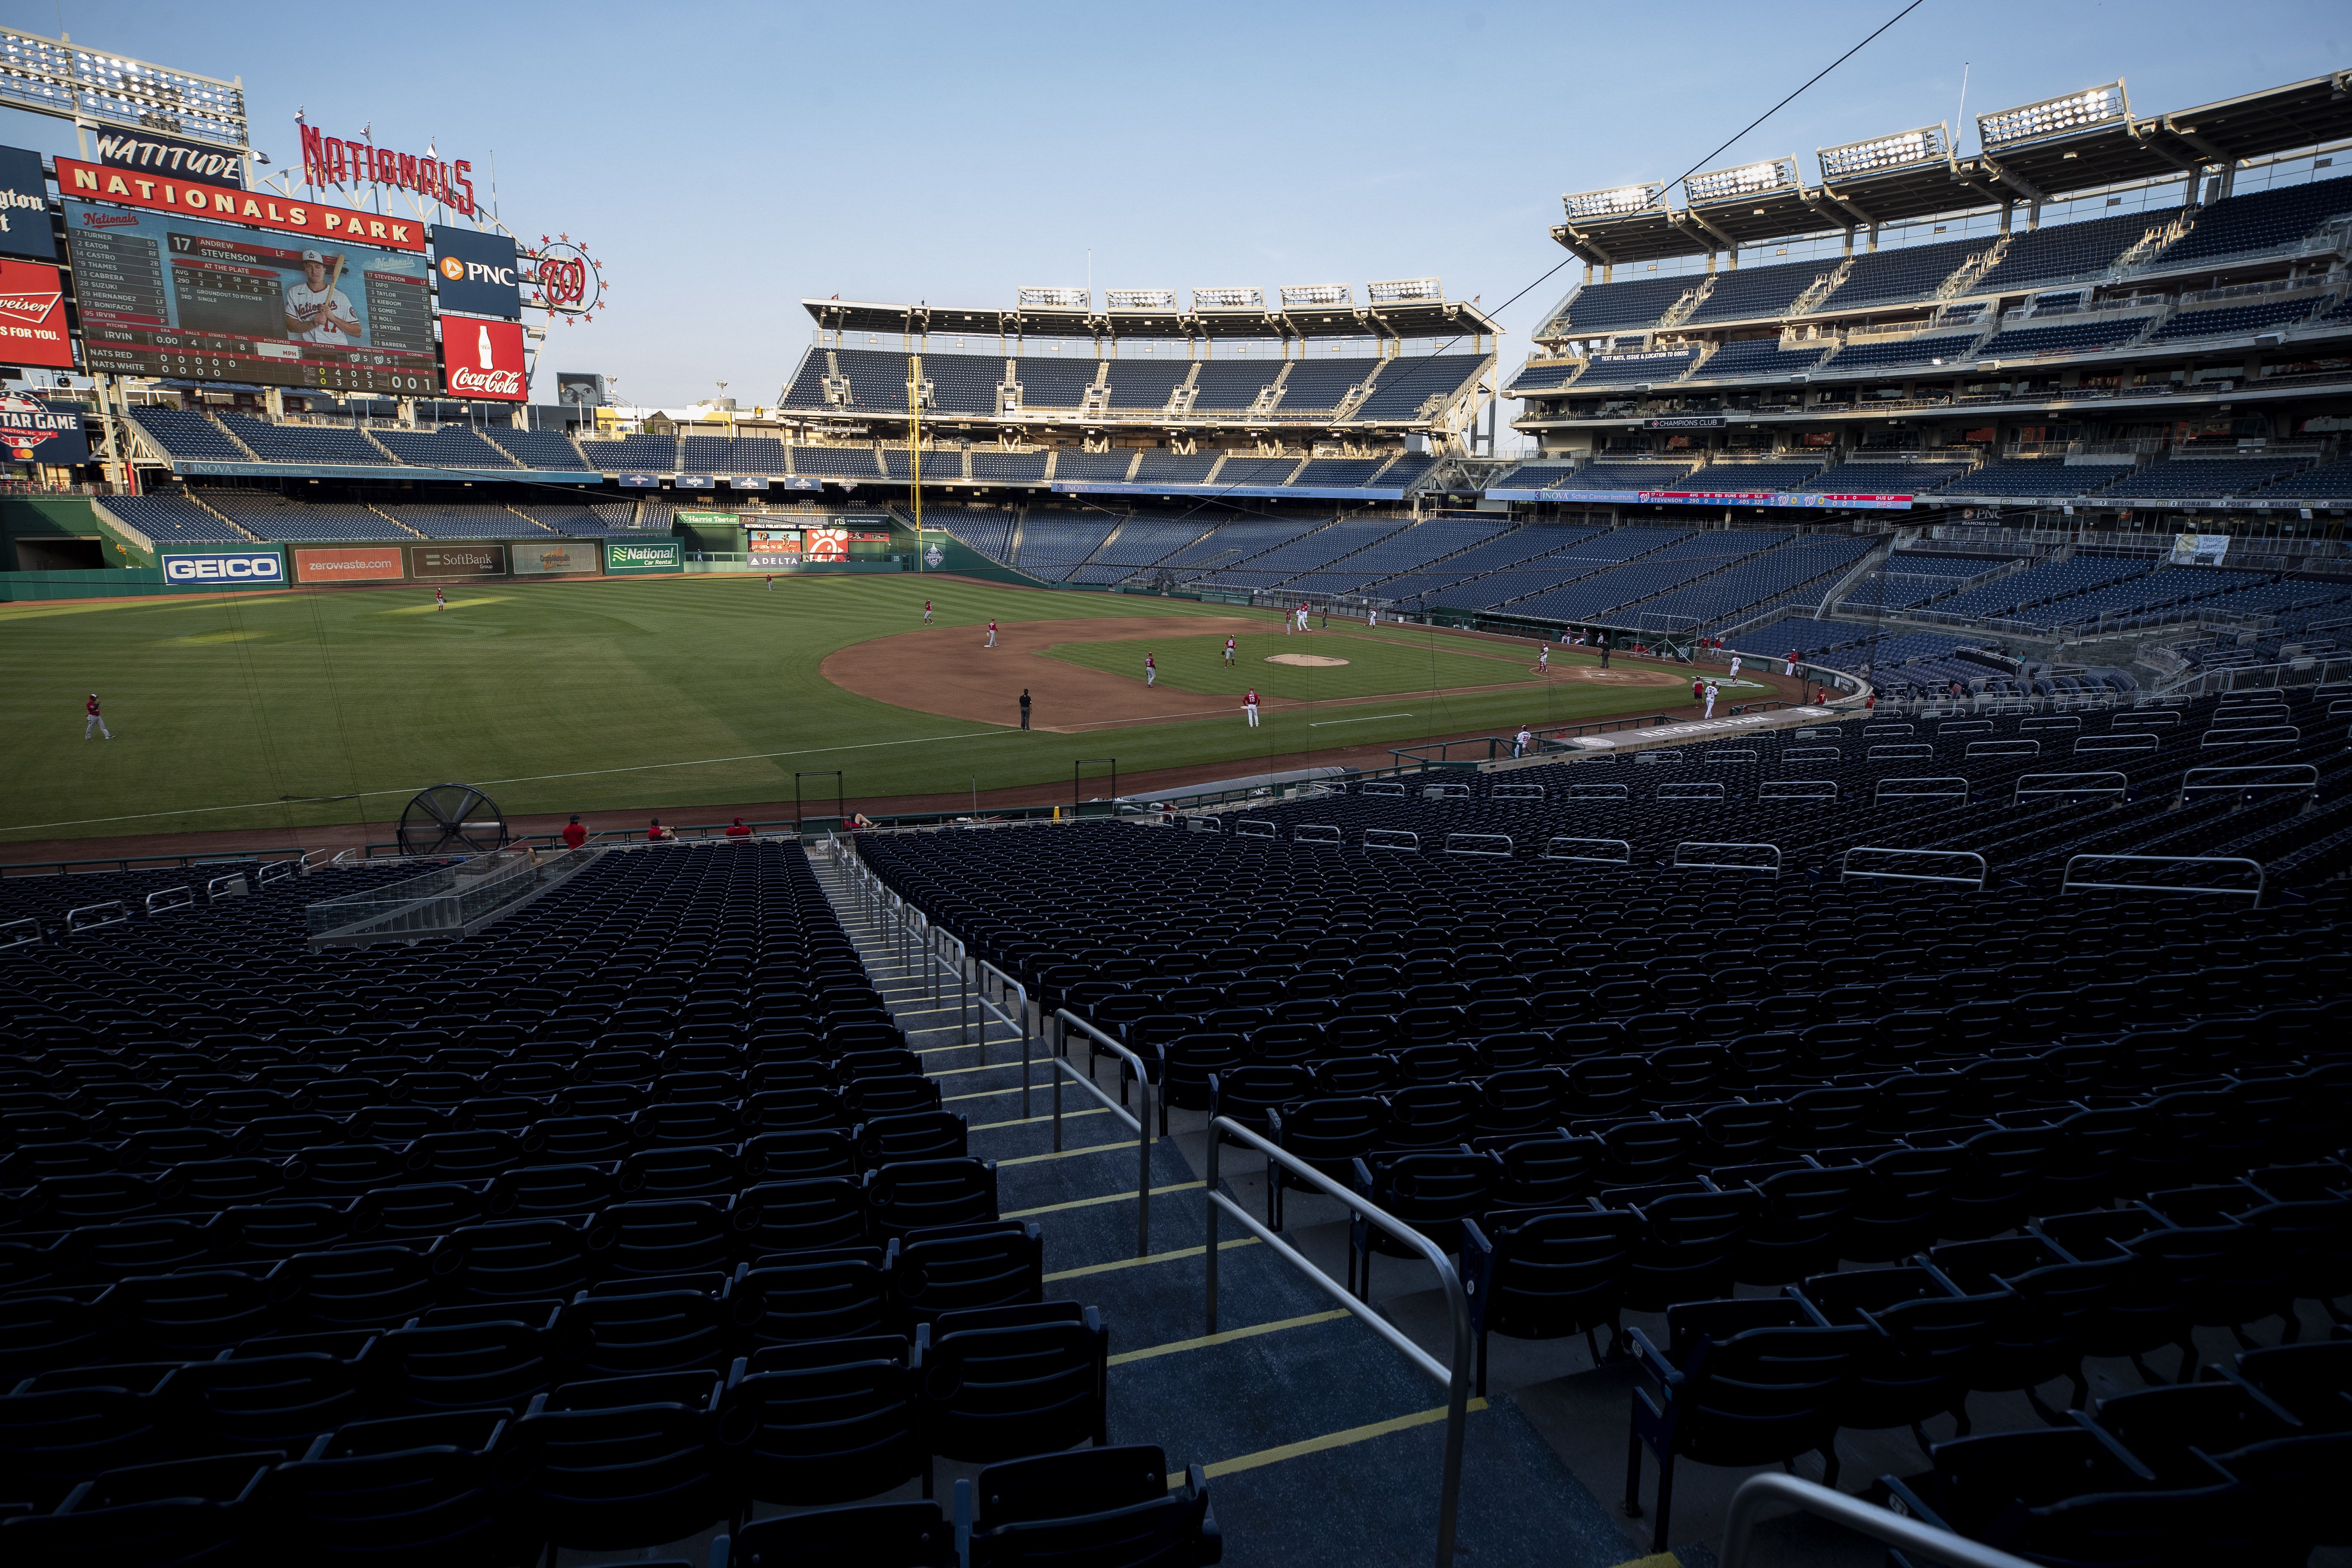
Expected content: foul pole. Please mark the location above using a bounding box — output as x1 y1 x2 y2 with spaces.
907 352 923 573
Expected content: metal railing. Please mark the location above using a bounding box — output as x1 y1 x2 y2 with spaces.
1874 776 1970 805
1760 779 1838 801
2061 852 2265 903
975 960 1034 1115
65 900 127 932
2013 770 2130 804
1052 1010 1154 1259
1203 1115 1472 1568
2 916 41 949
144 886 194 916
1673 841 1781 875
1541 836 1631 864
2178 764 2319 803
1719 1473 2036 1568
1841 845 1990 890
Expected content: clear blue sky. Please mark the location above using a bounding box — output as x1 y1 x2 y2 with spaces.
5 0 2344 407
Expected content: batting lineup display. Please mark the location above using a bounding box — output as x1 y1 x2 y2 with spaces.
64 201 436 393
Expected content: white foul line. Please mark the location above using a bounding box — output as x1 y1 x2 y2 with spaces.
1308 713 1414 727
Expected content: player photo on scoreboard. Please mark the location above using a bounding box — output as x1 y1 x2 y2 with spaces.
63 200 438 394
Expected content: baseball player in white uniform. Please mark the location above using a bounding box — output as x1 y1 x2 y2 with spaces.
1223 637 1236 666
985 619 997 648
1144 653 1157 687
1513 725 1531 758
284 250 359 343
1538 644 1550 674
1243 688 1260 727
1703 682 1718 719
1295 602 1309 634
1728 654 1742 681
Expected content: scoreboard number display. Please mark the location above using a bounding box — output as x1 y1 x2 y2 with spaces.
64 200 436 393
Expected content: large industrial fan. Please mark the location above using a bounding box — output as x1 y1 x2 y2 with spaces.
396 783 510 857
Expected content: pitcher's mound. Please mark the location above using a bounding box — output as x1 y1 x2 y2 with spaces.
1265 653 1350 667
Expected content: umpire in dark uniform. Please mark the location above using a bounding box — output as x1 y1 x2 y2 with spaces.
1019 689 1031 731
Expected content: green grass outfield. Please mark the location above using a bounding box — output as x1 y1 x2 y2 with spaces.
0 575 1682 843
1046 623 1547 700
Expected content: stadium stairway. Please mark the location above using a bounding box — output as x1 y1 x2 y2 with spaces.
812 852 1677 1568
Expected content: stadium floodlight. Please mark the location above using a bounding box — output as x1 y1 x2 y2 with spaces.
1192 286 1263 311
1279 284 1353 309
0 24 248 148
1977 81 2128 150
1684 156 1799 207
1366 277 1442 305
1105 289 1176 310
1818 123 1950 184
1017 286 1091 311
1562 183 1664 221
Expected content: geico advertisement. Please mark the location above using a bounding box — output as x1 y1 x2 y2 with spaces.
162 550 284 585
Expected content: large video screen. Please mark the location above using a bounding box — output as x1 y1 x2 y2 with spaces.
64 201 436 393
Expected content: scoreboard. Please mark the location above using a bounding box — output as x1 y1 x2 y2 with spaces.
64 201 436 394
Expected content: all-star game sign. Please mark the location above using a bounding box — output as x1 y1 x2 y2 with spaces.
0 393 91 465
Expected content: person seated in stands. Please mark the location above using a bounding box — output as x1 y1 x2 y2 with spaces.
561 814 588 850
725 816 752 839
648 818 676 842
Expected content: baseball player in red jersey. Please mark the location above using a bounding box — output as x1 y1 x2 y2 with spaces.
986 619 998 648
923 600 933 625
1223 636 1236 666
1538 643 1550 674
1144 652 1156 687
1295 601 1309 633
1243 688 1260 727
435 586 446 612
765 573 774 591
83 692 111 740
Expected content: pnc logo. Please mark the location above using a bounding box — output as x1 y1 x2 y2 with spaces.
439 254 518 288
438 254 466 282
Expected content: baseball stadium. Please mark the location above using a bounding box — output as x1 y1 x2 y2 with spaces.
2 12 2351 1568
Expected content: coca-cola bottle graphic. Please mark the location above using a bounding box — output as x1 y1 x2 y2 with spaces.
477 323 493 370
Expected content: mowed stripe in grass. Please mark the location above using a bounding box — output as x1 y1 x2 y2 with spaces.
1043 628 1542 701
0 576 1675 841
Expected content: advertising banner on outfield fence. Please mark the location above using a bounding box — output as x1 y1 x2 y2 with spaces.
747 527 801 560
604 538 683 574
510 539 601 576
295 545 405 583
0 261 80 370
159 548 285 591
408 543 506 579
0 395 89 464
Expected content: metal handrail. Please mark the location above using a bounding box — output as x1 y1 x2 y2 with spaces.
1873 775 1970 805
1364 829 1421 851
976 959 1033 1113
1720 1473 2035 1568
144 886 195 915
206 872 249 900
1203 1115 1472 1568
1541 836 1631 864
2013 771 2129 803
1841 845 1989 889
1673 841 1781 875
1052 1009 1154 1258
1759 779 1837 800
1 916 40 949
2061 853 2264 904
1443 833 1513 857
2178 764 2320 802
65 900 127 932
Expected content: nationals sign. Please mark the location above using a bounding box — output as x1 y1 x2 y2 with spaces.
57 158 426 253
442 317 528 401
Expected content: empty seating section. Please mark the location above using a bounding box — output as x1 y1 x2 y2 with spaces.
1278 358 1375 413
881 448 956 481
1378 453 1441 490
1685 340 1828 380
1974 211 2160 293
2100 457 2309 501
1350 355 1485 421
582 435 681 473
1685 260 1828 324
1378 524 1604 603
2146 297 2324 342
779 349 832 408
1090 516 1212 567
517 504 636 536
1816 234 1979 310
1502 531 1776 621
1975 315 2150 359
1322 515 1504 587
1822 332 1981 373
1874 554 2010 610
203 496 410 543
1430 527 1684 610
967 450 1047 485
1011 355 1099 410
97 496 252 545
1928 556 2149 620
220 415 396 467
1188 361 1281 413
1552 350 1695 387
1012 510 1119 579
2159 174 2352 264
1130 451 1218 486
1534 461 1697 491
483 429 590 471
677 436 735 473
1227 518 1404 581
1825 461 1975 494
389 505 539 540
2256 456 2352 501
853 751 2352 1560
1102 358 1188 413
1629 535 1877 626
1160 518 1320 576
1289 458 1390 488
923 352 1006 414
1509 360 1584 395
1548 273 1696 334
366 427 518 470
1945 458 2127 498
1212 456 1302 488
919 505 1014 561
0 840 1216 1564
789 446 884 478
1678 461 1826 494
2003 564 2252 631
1048 450 1133 484
125 408 253 462
830 348 918 413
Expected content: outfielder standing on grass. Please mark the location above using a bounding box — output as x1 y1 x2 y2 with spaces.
923 600 933 625
435 586 446 612
1144 652 1157 687
1243 688 1260 728
83 692 111 740
1223 636 1236 666
986 619 998 648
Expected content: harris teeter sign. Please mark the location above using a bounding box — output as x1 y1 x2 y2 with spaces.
604 538 683 574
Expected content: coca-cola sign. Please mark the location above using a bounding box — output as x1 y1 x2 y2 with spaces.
443 317 528 402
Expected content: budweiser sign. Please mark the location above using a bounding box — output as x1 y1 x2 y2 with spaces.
444 318 528 401
0 260 75 368
0 288 60 324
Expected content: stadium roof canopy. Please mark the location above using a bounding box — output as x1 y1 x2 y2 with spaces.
1552 68 2352 265
800 290 1501 345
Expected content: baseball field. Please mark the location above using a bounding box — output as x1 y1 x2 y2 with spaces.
0 573 1789 847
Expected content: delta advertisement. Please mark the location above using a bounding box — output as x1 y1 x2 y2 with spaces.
510 539 602 576
294 545 405 583
0 395 90 464
604 538 683 574
159 548 285 591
